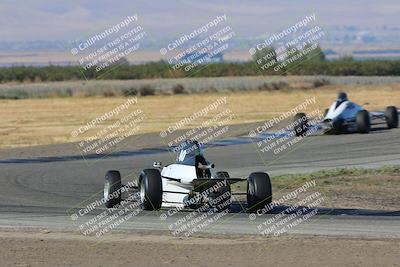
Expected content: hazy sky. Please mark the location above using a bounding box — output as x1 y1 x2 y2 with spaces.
1 0 399 42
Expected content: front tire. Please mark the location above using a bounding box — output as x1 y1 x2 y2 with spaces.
332 117 345 134
139 169 163 210
213 171 231 211
323 108 329 117
215 171 229 179
385 106 398 129
293 113 308 137
104 170 122 208
356 110 370 133
247 172 272 212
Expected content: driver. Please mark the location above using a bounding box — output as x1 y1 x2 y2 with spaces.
192 142 210 178
177 140 210 178
336 91 348 107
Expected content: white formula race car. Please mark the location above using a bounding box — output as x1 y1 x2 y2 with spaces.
293 92 398 135
103 140 272 212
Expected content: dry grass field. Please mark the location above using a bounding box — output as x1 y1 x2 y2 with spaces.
1 83 399 148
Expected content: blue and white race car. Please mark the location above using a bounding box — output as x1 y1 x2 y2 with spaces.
293 92 398 135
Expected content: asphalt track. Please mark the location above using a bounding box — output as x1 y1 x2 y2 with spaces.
0 121 399 237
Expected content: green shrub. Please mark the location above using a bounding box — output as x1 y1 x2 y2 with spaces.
172 84 186 94
313 78 330 88
139 85 155 96
122 87 138 96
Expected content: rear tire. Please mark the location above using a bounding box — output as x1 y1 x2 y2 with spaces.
332 117 345 134
213 171 231 211
139 169 163 210
104 170 122 208
247 172 272 212
356 110 370 133
216 171 230 179
293 113 308 137
323 108 329 117
385 106 398 129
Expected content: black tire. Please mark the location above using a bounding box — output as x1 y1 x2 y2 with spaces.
247 172 272 212
213 171 231 211
104 170 122 208
323 108 329 117
139 169 163 210
213 183 231 212
356 110 370 133
215 171 230 179
332 117 345 134
385 106 398 129
293 113 308 137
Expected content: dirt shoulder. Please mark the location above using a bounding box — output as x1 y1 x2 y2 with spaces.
233 167 400 211
279 173 400 211
0 229 399 267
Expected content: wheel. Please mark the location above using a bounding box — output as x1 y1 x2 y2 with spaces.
213 171 231 211
104 170 122 208
215 171 229 179
212 183 231 212
293 113 308 137
139 169 163 210
247 172 272 212
356 110 370 133
323 108 329 117
385 106 398 128
332 117 345 134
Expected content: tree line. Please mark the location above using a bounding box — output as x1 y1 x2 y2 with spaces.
1 46 399 83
